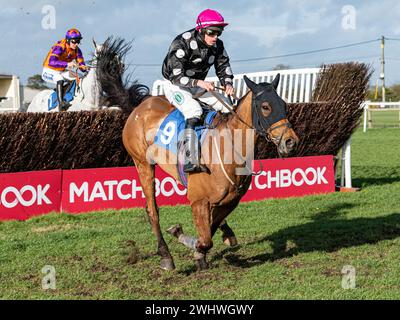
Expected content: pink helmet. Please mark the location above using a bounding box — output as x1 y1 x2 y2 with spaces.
195 9 229 31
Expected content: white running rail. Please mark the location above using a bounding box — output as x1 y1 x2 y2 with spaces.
362 101 400 133
152 67 321 103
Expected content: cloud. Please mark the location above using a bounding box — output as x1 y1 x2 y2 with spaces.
228 0 337 48
0 0 399 86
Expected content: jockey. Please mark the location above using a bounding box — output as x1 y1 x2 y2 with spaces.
42 28 86 110
162 9 235 173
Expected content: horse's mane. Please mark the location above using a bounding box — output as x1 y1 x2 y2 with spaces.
234 91 249 110
96 37 149 113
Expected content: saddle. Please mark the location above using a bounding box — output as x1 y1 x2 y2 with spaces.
196 100 215 124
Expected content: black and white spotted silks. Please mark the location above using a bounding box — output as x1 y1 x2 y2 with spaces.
162 28 234 88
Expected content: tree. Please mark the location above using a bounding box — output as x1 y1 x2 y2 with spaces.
272 64 291 71
367 84 400 102
26 74 50 90
387 84 400 101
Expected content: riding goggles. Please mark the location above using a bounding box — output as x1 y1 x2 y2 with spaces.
205 27 223 37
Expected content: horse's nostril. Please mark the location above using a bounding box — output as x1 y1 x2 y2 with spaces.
286 138 294 149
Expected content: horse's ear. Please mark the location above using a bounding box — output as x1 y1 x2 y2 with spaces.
271 73 280 90
243 75 259 92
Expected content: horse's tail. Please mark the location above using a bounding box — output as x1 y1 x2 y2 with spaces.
96 36 150 113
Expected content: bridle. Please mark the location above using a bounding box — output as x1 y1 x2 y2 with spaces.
208 89 292 147
249 90 293 158
204 88 292 191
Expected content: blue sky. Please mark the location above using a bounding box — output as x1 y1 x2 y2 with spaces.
1 0 399 88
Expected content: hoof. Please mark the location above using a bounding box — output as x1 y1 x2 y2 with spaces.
160 258 175 271
223 236 238 247
166 224 183 238
195 258 209 271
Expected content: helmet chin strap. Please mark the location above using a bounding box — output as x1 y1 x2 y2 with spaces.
200 29 206 41
197 28 207 45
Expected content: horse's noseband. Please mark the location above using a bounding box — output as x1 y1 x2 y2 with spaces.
267 121 292 145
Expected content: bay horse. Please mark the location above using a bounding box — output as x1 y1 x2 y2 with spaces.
97 38 299 271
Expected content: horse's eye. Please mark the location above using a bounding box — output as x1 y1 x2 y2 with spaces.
261 102 271 111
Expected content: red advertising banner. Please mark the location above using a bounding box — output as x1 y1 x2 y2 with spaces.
0 156 335 220
0 170 62 221
242 155 335 201
61 155 335 213
61 166 189 213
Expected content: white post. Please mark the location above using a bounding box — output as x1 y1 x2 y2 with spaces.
341 146 345 187
340 139 352 188
12 76 20 112
363 103 368 133
343 139 352 188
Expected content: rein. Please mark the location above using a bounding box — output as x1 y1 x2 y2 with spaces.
69 67 91 101
209 90 291 140
209 90 254 130
202 90 263 192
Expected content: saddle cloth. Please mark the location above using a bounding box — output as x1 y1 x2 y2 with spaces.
154 108 217 187
48 81 76 111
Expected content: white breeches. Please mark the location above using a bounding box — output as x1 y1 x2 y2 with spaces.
163 81 230 120
42 67 75 84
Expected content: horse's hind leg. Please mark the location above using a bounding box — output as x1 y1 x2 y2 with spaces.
219 220 238 247
211 203 240 247
135 162 175 270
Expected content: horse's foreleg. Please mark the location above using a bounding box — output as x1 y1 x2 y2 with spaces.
167 200 213 270
191 199 213 270
166 224 197 250
136 162 175 270
166 224 208 270
167 199 212 270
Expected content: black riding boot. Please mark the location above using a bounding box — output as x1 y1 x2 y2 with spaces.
183 118 209 173
56 80 71 111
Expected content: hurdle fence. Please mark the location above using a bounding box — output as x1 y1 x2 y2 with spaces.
0 68 357 189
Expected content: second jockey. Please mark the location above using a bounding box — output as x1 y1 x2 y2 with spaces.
162 9 235 173
42 28 86 110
